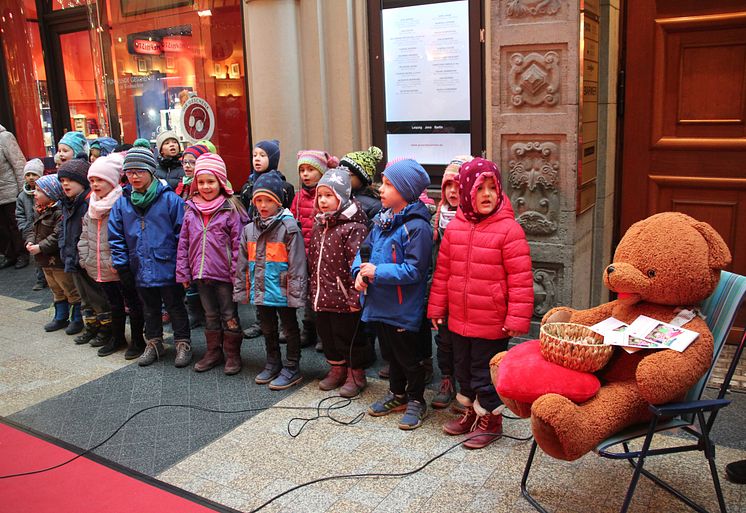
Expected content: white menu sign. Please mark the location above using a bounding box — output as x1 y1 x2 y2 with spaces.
382 1 470 122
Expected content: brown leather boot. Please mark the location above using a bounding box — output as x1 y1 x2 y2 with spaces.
194 329 224 372
443 405 477 435
319 364 347 391
222 330 243 375
339 368 367 398
463 412 503 449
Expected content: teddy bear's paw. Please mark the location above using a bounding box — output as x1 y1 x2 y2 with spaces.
542 307 575 325
531 394 590 461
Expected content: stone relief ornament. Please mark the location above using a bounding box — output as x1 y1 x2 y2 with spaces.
508 141 559 235
506 0 561 17
508 51 560 107
533 268 557 317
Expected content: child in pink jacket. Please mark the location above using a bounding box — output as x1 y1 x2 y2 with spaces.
427 157 533 449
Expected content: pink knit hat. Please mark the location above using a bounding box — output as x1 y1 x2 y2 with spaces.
88 153 124 188
297 150 339 176
194 153 233 194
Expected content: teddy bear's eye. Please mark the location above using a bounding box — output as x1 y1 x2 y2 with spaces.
647 269 656 278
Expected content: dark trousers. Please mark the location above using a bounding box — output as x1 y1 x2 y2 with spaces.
138 284 190 341
435 322 454 377
101 280 143 325
376 322 425 403
257 305 300 368
196 279 240 332
316 311 369 368
452 333 509 412
417 315 433 360
0 202 23 262
71 269 110 315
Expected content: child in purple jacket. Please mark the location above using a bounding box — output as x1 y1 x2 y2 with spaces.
176 153 248 375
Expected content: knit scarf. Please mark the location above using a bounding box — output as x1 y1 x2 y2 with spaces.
89 185 123 219
182 175 194 186
438 204 457 232
131 179 159 208
255 209 283 231
23 182 35 196
192 195 227 216
36 201 57 214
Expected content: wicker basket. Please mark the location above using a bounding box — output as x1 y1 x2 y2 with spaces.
540 322 613 373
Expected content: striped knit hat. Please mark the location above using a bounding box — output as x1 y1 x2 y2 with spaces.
339 146 383 186
297 150 339 176
182 144 210 162
252 170 284 206
35 174 64 202
194 153 233 194
123 147 157 175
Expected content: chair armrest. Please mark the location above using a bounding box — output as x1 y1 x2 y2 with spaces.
649 399 731 417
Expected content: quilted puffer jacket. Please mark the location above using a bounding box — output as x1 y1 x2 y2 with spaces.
78 210 118 282
427 199 534 339
290 185 316 251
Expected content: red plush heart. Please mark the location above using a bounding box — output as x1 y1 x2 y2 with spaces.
496 339 601 404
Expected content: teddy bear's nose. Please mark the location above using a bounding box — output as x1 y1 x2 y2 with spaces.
607 265 615 275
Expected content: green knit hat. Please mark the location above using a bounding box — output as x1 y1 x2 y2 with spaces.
133 138 151 149
339 146 383 186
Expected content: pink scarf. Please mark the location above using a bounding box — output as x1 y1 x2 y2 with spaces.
192 194 227 215
88 186 123 219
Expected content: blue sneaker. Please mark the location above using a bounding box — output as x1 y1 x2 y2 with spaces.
368 391 407 417
268 367 303 390
255 363 282 384
398 400 427 430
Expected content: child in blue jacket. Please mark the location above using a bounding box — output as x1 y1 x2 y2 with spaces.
352 158 432 430
108 147 190 368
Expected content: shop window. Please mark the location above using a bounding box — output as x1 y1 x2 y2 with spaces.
105 0 250 185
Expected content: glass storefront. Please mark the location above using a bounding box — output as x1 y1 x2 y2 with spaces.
1 0 251 184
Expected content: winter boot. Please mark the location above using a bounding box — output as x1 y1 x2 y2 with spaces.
194 329 223 372
73 309 98 343
463 401 503 450
222 330 243 375
299 320 316 348
174 339 193 368
65 303 84 335
186 293 205 329
98 312 126 357
318 364 347 391
138 338 165 366
124 314 146 360
431 375 456 409
443 406 477 435
90 312 113 348
44 301 70 332
269 366 303 390
339 368 367 398
256 333 282 384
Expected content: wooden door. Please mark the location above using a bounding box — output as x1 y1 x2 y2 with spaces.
620 0 746 340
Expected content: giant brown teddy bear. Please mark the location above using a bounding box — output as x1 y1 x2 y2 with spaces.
490 212 732 461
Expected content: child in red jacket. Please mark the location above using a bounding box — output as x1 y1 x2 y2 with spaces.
291 150 339 350
427 157 533 449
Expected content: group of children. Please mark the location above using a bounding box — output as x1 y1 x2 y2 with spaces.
17 128 533 448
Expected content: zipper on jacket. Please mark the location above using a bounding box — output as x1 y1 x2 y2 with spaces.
96 218 102 282
313 226 328 310
392 243 403 305
336 276 350 300
464 224 475 326
197 214 210 279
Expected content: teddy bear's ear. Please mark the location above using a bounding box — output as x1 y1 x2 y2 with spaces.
693 221 732 270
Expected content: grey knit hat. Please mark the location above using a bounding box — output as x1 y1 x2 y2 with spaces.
23 158 44 177
316 167 352 209
123 147 157 175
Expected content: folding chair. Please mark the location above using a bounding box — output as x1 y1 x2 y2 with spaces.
521 270 746 513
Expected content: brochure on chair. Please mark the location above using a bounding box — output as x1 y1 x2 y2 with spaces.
590 316 699 353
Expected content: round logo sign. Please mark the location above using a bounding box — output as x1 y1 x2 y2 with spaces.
180 96 215 143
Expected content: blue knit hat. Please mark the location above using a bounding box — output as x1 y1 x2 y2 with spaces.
123 147 157 175
35 174 64 202
382 158 430 203
59 131 88 157
255 139 281 171
252 170 285 206
57 159 91 187
90 137 118 157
